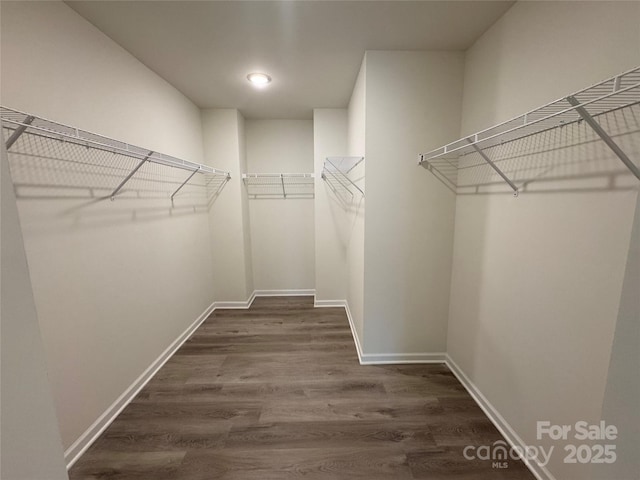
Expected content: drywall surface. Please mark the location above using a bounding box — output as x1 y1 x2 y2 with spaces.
245 119 315 291
593 195 640 479
202 109 254 301
0 1 203 163
363 51 463 355
313 109 349 302
460 2 640 135
238 113 255 297
1 143 69 480
448 2 640 479
1 0 214 452
346 58 367 343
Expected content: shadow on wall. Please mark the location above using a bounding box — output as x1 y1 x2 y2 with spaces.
321 164 365 212
320 167 365 273
3 128 229 223
323 174 362 211
424 105 640 196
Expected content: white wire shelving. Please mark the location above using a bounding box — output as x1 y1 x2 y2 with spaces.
321 156 365 199
242 173 315 198
1 106 231 204
419 66 640 195
326 156 365 174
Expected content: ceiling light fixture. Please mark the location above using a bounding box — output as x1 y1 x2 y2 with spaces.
247 72 272 87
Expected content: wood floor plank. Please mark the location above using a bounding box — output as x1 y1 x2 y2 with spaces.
196 323 350 335
427 418 508 446
69 296 535 480
175 447 414 480
144 354 227 386
382 374 468 398
90 429 227 452
175 341 356 355
105 416 232 436
186 332 354 344
258 397 443 423
407 447 533 479
225 420 438 451
69 451 186 480
117 401 262 425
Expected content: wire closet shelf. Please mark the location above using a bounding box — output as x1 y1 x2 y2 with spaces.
419 66 640 195
242 173 315 198
1 106 231 203
321 156 365 198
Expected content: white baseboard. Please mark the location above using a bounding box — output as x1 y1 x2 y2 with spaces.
212 289 318 309
312 298 363 361
315 300 362 360
342 300 364 363
445 354 554 480
313 298 346 308
64 299 217 469
319 300 446 366
327 299 445 366
254 289 315 297
360 352 447 364
213 291 256 309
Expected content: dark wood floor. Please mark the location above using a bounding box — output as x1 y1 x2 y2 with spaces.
69 296 535 479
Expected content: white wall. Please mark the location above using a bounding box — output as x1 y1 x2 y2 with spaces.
313 109 349 303
346 58 367 343
362 51 464 355
594 194 640 479
202 109 254 302
238 113 255 297
0 1 203 163
245 120 315 291
1 143 69 480
448 2 640 479
1 0 214 455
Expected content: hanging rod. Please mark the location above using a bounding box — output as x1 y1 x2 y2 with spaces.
419 65 640 193
1 106 231 200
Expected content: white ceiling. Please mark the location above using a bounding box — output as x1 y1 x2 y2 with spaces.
66 1 514 119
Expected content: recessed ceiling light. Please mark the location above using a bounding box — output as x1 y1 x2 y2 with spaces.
247 72 272 87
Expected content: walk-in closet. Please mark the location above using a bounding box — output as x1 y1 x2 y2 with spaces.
1 2 638 480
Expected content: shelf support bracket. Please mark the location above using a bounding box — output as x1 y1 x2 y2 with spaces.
324 158 365 197
110 151 153 200
466 138 519 196
5 115 35 150
281 174 286 198
567 96 640 181
171 168 199 204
